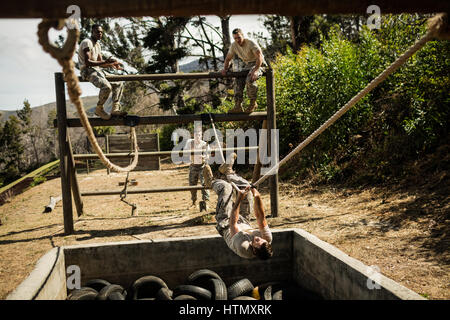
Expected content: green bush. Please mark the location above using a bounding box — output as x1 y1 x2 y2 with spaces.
258 14 449 184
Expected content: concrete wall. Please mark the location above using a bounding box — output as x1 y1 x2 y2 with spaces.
6 229 425 300
63 231 292 289
291 229 425 300
6 247 67 300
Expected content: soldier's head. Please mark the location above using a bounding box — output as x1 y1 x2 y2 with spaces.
251 236 273 260
91 24 103 41
193 127 202 142
232 28 244 46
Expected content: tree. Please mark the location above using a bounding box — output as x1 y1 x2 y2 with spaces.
17 99 41 166
0 116 24 184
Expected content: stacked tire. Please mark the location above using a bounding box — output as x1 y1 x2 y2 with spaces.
67 269 321 300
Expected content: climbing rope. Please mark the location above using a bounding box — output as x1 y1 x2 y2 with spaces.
37 19 139 173
253 13 448 187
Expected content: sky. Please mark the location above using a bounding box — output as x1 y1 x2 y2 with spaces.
0 15 268 111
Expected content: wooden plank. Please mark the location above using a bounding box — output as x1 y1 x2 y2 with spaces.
1 0 447 18
82 185 207 196
73 146 259 159
266 68 279 218
55 72 74 234
57 112 268 128
67 134 84 217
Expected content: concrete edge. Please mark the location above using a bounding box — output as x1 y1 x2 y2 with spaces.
291 228 426 300
6 247 62 300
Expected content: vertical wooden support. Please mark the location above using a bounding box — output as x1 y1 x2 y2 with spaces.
55 72 74 234
67 134 84 217
252 120 267 183
266 68 279 217
106 135 110 175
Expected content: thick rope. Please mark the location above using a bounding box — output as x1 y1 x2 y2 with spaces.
254 13 446 187
37 19 139 173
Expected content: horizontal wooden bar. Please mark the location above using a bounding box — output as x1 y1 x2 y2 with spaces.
56 112 268 128
78 71 250 82
1 0 447 18
81 185 207 196
74 146 259 160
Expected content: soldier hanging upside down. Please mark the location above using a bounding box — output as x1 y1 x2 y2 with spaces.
78 24 126 120
202 153 273 260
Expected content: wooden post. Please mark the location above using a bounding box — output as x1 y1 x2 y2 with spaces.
55 72 74 234
106 135 110 175
252 120 267 183
266 68 279 217
67 134 84 217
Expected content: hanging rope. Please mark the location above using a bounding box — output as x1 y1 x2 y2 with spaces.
37 19 139 173
254 13 447 187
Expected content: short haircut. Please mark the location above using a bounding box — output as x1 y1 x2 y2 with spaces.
91 24 102 32
253 242 273 260
232 28 243 35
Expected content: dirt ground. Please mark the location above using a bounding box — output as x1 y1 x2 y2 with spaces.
0 160 448 300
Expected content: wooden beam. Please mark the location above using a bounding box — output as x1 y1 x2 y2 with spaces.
78 71 249 82
1 0 447 18
82 185 207 196
73 146 259 160
55 112 268 128
266 68 279 218
67 134 84 217
55 72 74 235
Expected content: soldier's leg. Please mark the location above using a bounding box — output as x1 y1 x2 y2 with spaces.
229 77 246 113
198 165 210 202
225 173 253 219
212 179 234 234
88 70 112 106
189 164 199 204
110 81 124 104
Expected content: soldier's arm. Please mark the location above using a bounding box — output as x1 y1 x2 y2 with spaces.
83 47 109 67
229 186 250 237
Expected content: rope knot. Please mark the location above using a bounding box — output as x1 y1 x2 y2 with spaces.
37 19 79 64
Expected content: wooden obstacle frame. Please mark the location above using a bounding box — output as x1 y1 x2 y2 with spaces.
53 70 279 234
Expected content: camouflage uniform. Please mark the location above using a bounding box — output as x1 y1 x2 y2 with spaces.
213 179 252 236
223 173 253 218
234 61 264 103
81 67 124 106
189 163 210 203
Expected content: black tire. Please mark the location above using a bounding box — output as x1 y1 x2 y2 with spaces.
67 288 98 300
227 278 254 300
263 286 273 300
173 285 212 300
156 287 173 300
233 296 257 300
186 269 222 288
83 279 111 292
97 284 127 300
207 278 227 300
254 282 281 300
131 275 168 300
174 295 197 300
272 289 283 300
108 291 126 300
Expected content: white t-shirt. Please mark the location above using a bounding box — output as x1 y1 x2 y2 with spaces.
223 224 272 259
186 139 209 165
78 38 102 70
227 39 266 65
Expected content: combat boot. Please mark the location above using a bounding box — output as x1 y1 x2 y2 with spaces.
95 104 111 120
244 100 258 113
228 99 243 113
203 164 214 189
111 102 127 117
219 152 237 175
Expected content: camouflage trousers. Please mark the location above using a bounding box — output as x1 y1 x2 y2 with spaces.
234 61 264 103
213 178 252 236
81 67 124 106
189 163 210 202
